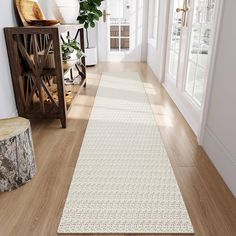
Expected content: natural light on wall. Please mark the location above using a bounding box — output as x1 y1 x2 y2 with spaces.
148 0 159 46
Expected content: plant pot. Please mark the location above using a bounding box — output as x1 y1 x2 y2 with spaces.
85 47 98 66
63 57 79 70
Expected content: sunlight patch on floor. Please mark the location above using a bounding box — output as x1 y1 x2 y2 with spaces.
154 114 173 127
73 94 95 106
151 104 168 115
144 87 157 95
143 82 157 95
68 105 92 120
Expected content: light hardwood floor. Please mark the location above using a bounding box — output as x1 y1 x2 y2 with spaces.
0 63 235 236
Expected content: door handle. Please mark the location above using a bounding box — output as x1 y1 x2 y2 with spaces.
176 0 190 27
103 10 111 23
176 7 189 13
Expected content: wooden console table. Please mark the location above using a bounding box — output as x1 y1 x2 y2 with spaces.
4 25 86 128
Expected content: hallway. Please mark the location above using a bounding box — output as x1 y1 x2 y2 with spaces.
0 63 235 236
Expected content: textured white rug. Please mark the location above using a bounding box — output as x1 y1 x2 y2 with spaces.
58 72 194 234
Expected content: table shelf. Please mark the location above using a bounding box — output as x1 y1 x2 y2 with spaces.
4 25 86 128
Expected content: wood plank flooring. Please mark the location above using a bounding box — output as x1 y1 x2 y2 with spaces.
0 63 235 236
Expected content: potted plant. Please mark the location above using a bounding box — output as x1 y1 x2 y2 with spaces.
61 36 84 61
61 36 85 84
61 36 84 72
77 0 104 66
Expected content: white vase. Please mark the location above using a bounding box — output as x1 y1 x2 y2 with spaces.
54 0 79 24
55 0 78 7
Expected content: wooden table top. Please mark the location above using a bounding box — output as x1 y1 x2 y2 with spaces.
0 117 29 141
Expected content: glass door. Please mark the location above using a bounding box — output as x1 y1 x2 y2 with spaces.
167 0 185 81
98 0 143 61
164 0 218 135
109 1 130 52
185 0 216 105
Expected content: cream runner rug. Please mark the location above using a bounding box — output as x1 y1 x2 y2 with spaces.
58 72 194 234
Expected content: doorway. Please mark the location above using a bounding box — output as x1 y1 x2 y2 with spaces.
98 0 144 62
164 0 219 136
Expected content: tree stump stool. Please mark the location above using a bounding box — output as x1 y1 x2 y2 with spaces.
0 117 36 192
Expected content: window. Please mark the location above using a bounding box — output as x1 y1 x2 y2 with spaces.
185 0 216 105
109 0 130 52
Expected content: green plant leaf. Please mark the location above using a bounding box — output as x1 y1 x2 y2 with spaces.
81 1 89 10
84 22 89 28
88 13 94 22
77 15 86 23
94 0 103 7
96 9 103 17
90 21 95 28
93 14 99 21
68 46 74 53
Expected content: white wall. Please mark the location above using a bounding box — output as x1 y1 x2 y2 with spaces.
202 0 236 197
0 0 18 118
147 0 168 81
140 0 148 62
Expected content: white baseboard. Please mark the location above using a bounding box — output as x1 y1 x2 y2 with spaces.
203 127 236 197
0 109 18 119
162 82 199 136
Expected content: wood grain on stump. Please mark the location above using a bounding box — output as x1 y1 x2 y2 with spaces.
0 117 36 192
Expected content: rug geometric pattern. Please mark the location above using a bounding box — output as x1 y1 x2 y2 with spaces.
58 72 194 234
